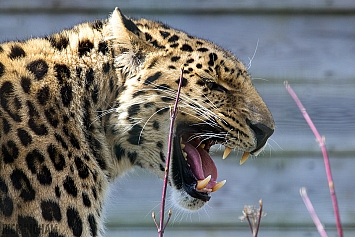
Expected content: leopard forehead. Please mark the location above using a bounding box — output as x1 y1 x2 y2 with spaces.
133 17 247 85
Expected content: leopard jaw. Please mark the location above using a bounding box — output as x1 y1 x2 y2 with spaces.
177 131 263 197
179 135 227 194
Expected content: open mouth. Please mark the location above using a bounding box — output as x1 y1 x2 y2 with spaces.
171 126 252 202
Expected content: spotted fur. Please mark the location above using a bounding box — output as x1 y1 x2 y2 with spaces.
0 8 274 237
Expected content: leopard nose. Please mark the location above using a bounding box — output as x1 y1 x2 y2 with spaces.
247 119 274 152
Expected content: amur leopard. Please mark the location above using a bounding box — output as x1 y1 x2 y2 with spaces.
0 8 274 237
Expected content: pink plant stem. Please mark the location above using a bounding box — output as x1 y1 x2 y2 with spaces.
157 66 184 237
285 82 343 237
300 188 328 237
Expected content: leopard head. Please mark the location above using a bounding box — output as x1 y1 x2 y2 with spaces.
106 8 274 210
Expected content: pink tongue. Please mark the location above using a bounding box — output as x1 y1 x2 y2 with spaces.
183 142 217 189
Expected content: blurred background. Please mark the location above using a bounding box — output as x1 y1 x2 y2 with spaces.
1 1 354 236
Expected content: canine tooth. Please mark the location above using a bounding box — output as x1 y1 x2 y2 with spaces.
222 147 232 159
182 152 188 159
180 143 186 149
200 143 205 149
240 152 250 165
212 180 226 192
196 175 211 190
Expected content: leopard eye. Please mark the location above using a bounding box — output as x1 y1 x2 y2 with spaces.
206 81 228 93
206 82 215 90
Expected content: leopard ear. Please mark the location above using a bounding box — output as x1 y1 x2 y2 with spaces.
107 7 143 50
107 8 154 75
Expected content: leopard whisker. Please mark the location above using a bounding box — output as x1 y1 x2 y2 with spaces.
200 93 219 111
138 106 171 145
177 110 221 129
178 101 224 127
121 119 143 135
247 39 259 70
140 84 225 124
92 108 117 125
186 132 227 144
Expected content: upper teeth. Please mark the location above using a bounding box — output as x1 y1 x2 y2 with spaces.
222 146 232 159
222 146 251 165
240 152 250 165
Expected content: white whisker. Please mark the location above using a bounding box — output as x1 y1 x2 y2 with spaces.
251 77 269 82
247 39 259 70
138 106 171 144
267 138 282 151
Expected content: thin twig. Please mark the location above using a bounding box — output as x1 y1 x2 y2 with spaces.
163 209 173 231
300 188 328 237
154 66 184 237
254 199 263 237
152 212 158 229
239 200 265 237
285 81 343 237
244 210 254 234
